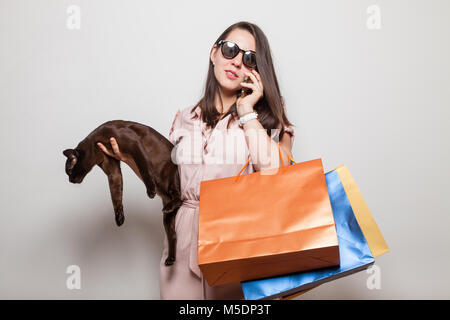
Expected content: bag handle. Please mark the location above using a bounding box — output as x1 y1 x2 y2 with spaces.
234 142 297 182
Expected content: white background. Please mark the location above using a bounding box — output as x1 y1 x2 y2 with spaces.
0 0 449 299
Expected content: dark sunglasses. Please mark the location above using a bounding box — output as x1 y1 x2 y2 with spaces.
217 40 257 69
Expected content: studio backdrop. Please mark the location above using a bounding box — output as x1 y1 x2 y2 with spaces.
0 0 449 299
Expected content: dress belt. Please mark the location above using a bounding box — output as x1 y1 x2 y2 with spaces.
180 198 203 281
182 199 200 209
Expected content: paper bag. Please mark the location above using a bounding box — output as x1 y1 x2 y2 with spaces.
242 165 389 300
198 153 340 286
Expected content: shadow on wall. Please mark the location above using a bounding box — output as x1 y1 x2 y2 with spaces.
63 201 165 290
78 204 164 256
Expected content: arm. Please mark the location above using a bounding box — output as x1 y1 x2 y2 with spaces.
96 139 145 182
237 70 293 172
242 116 293 172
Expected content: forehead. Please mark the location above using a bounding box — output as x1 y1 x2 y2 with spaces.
224 29 256 51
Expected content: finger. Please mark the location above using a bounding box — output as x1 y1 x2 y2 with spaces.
246 72 263 92
245 71 258 84
251 69 261 82
97 142 106 151
110 137 120 154
97 143 112 156
240 81 257 91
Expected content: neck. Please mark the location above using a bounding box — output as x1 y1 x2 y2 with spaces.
215 88 237 114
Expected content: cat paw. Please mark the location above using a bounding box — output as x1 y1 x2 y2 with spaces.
165 256 176 266
115 213 125 226
147 189 156 199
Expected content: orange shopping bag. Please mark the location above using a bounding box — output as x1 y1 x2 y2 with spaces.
198 143 340 286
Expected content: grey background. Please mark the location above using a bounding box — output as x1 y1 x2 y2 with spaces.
1 0 449 299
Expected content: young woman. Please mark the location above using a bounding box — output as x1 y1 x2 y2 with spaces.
97 21 295 299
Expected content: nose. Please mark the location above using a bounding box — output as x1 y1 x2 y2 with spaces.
231 52 243 68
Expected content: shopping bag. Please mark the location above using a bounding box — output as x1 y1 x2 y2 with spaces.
336 165 388 258
281 165 389 300
198 143 340 286
241 164 389 300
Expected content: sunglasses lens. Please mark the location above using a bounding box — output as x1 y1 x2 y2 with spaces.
219 40 257 68
243 51 257 68
221 41 238 58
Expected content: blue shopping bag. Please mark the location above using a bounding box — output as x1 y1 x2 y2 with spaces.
241 167 376 300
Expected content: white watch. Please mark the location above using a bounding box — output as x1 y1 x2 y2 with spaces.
239 111 258 127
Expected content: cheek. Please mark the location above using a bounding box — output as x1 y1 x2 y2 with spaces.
214 64 228 83
215 58 226 71
214 68 223 83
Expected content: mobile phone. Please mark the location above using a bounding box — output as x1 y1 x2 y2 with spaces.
238 76 253 98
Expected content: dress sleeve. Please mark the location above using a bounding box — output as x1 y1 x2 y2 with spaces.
270 123 295 147
281 103 295 148
283 124 295 147
168 109 182 145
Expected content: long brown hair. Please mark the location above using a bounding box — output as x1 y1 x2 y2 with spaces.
191 21 294 142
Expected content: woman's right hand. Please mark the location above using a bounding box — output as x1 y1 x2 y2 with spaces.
97 137 128 162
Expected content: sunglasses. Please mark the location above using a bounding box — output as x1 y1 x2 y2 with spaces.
217 40 257 69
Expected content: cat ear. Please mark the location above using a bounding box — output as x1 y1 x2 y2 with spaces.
63 148 78 174
63 148 74 158
63 148 81 158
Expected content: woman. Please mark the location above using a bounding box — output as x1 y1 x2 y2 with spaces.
97 21 295 299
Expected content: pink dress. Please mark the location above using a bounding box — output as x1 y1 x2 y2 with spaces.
159 104 295 300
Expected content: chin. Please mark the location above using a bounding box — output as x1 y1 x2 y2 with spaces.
219 82 239 94
216 75 238 92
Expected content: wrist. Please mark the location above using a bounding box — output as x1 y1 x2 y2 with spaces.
238 111 259 127
237 104 254 117
242 117 259 128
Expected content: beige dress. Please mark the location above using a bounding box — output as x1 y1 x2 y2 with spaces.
159 104 295 299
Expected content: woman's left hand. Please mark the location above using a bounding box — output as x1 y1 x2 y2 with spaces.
236 69 264 117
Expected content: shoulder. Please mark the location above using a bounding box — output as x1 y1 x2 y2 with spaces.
168 104 200 144
181 104 200 119
170 104 198 123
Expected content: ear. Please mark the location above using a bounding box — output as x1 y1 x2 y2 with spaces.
63 149 74 158
63 148 80 158
210 44 218 65
63 148 78 174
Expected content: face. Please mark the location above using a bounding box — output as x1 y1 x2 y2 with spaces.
63 147 99 184
210 28 256 96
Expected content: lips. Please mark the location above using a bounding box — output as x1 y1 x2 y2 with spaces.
226 70 238 77
225 70 238 80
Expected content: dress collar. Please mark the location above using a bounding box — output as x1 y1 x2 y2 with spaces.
190 104 238 126
190 105 201 120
